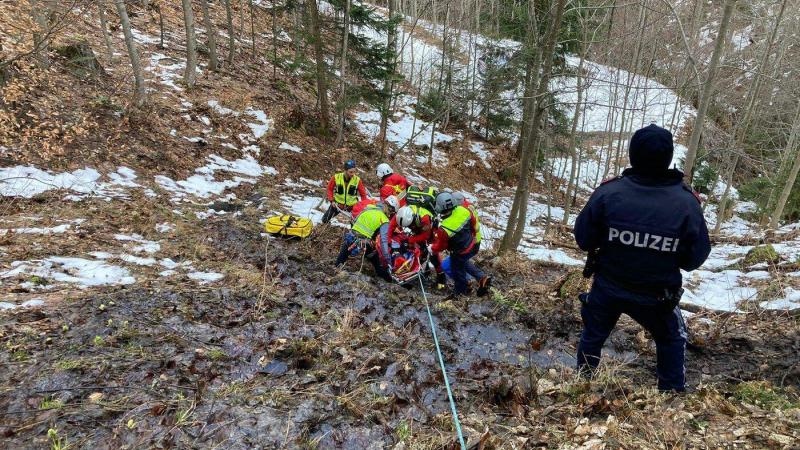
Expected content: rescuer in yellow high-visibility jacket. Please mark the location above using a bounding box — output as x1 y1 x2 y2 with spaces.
431 192 491 297
323 159 368 223
335 196 400 281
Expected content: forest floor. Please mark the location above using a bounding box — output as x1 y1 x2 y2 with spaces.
2 1 800 449
2 178 799 449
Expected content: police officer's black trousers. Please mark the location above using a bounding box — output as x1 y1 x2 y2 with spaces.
577 275 688 392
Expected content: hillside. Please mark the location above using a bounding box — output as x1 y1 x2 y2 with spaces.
1 1 799 449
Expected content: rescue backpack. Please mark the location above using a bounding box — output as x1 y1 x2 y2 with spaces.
264 215 313 239
405 185 438 213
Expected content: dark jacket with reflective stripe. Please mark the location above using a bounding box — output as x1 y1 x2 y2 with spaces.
574 168 711 291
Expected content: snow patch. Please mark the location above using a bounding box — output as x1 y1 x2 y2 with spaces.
761 287 800 310
244 108 273 138
0 224 71 235
468 142 492 168
1 257 136 288
187 271 224 283
119 254 157 266
114 234 161 254
155 222 176 233
0 299 45 310
682 270 758 312
279 142 304 153
0 166 142 200
155 154 277 201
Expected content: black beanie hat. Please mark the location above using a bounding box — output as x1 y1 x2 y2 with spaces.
628 124 674 175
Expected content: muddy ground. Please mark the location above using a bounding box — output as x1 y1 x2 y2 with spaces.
1 216 799 449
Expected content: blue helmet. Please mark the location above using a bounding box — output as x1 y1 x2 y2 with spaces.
344 159 356 170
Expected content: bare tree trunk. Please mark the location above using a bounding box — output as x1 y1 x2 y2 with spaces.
501 7 540 251
613 2 646 169
764 101 800 221
683 0 736 181
715 0 787 232
334 0 351 146
468 0 480 132
114 0 146 106
31 0 50 67
309 0 330 133
200 0 219 71
239 0 246 42
500 0 567 254
157 3 165 48
293 0 303 62
225 0 236 66
99 3 115 60
250 0 256 58
770 108 800 228
562 46 587 226
272 0 278 80
182 0 198 87
602 67 622 179
379 0 398 156
428 3 450 168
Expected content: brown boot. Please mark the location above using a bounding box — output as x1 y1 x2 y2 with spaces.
477 276 492 297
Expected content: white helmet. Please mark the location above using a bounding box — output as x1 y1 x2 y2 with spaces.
396 206 415 228
376 163 393 179
384 195 399 213
452 191 466 206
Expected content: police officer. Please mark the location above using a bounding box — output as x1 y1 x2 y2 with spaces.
574 124 711 392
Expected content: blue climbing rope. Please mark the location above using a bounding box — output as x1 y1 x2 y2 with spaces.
418 277 467 450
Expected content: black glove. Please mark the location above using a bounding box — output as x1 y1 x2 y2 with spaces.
659 287 684 313
436 272 447 285
582 249 598 279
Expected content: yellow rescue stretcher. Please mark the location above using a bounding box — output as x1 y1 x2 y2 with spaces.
264 215 313 239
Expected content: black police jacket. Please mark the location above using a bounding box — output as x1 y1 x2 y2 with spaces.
574 168 711 292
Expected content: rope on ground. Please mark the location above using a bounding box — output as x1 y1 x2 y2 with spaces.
418 276 467 450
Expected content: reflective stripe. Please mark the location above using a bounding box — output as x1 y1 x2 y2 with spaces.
466 205 482 243
334 173 361 206
352 208 388 238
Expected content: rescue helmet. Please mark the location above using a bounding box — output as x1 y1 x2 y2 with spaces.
376 163 393 179
452 191 466 206
435 192 456 215
396 206 415 228
384 195 400 214
344 159 356 170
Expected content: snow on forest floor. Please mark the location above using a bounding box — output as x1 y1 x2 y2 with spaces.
3 22 799 315
0 28 286 304
356 1 693 139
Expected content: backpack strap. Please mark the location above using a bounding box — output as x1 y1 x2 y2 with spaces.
276 215 297 236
